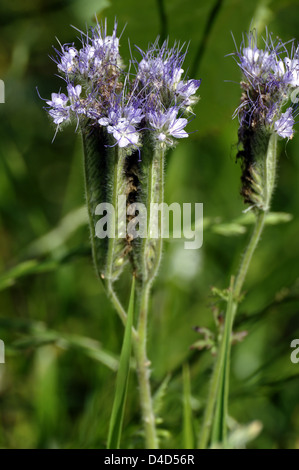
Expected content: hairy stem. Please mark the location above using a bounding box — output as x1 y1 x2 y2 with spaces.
199 133 278 449
133 284 158 448
105 280 138 340
133 146 165 449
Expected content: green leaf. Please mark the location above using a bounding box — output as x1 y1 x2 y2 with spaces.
26 206 88 257
0 318 119 371
0 259 57 291
34 345 59 446
107 275 135 449
212 223 247 236
153 374 171 418
211 276 235 446
234 211 293 226
182 363 194 449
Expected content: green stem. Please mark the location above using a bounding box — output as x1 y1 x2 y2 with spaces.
199 212 266 449
234 210 266 300
133 284 159 449
199 133 278 449
198 318 227 448
82 124 163 447
210 276 236 445
105 280 138 341
133 146 165 449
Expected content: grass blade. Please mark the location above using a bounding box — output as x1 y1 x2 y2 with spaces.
211 276 235 445
182 363 194 449
107 275 135 449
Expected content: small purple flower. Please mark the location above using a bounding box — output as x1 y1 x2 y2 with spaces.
176 79 201 106
67 84 82 100
46 92 69 108
57 47 78 75
46 92 70 125
274 107 295 139
93 34 120 61
48 107 70 125
148 107 188 143
240 46 274 78
78 45 95 75
67 84 86 116
123 104 144 125
281 57 299 87
98 99 142 148
107 121 139 148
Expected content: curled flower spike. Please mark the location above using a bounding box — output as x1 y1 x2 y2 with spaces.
233 30 299 140
134 38 201 113
232 30 299 210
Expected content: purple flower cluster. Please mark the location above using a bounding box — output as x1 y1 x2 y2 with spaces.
233 31 299 139
55 22 121 79
133 39 200 146
45 21 200 151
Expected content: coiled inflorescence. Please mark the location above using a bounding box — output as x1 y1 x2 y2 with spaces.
45 20 200 152
234 31 298 139
232 31 299 208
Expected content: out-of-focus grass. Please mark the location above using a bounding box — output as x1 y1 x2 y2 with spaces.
0 0 299 449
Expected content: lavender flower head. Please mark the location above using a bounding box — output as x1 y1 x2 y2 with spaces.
234 30 299 140
132 39 200 147
44 20 200 152
232 30 299 209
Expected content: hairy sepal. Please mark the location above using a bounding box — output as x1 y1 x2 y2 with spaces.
81 122 128 282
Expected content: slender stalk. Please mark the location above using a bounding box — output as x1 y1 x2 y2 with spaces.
234 210 266 300
198 321 227 448
132 146 165 449
210 277 236 445
199 212 265 448
105 280 138 341
199 134 278 449
214 210 266 444
134 284 159 448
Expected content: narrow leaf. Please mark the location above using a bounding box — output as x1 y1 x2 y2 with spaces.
211 276 235 446
182 363 194 449
153 374 171 417
107 276 135 449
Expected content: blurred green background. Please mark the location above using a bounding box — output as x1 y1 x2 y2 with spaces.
1 0 299 449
